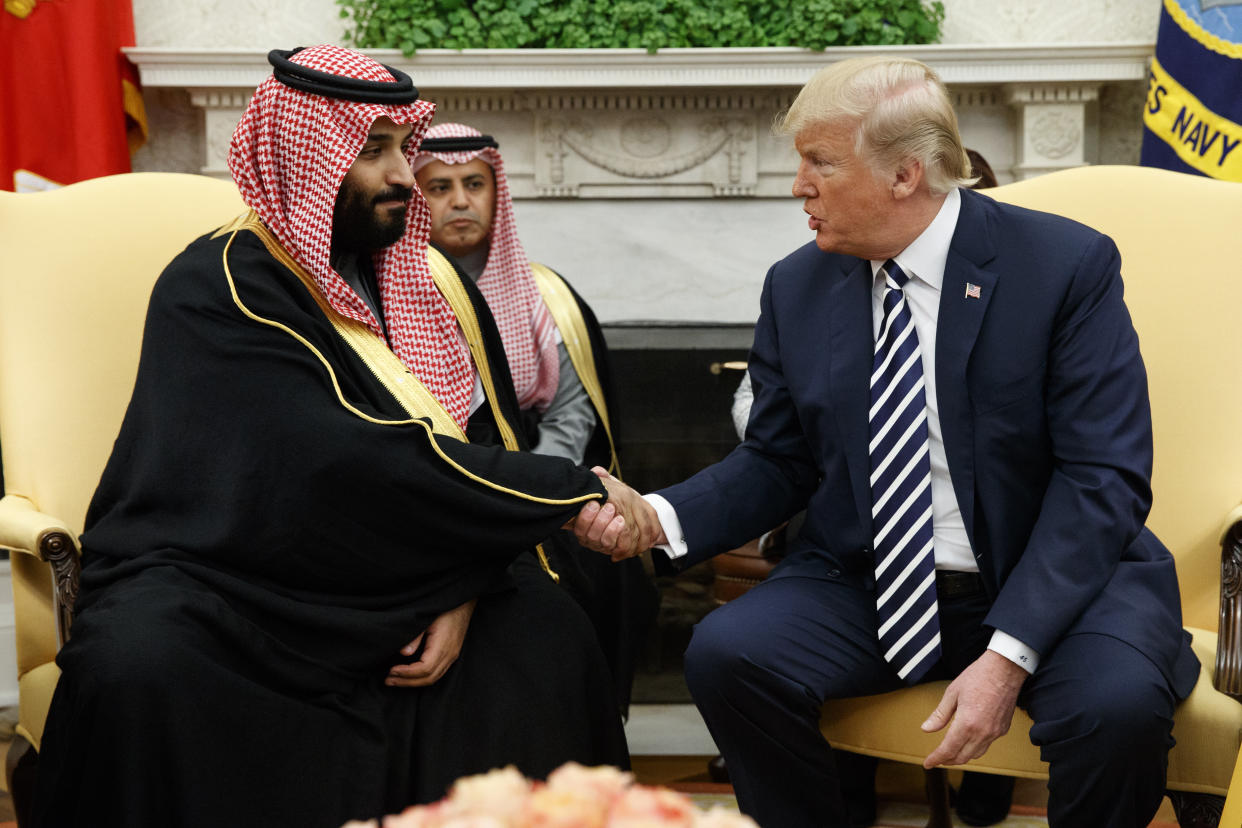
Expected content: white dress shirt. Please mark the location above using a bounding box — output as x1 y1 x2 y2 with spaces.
647 188 1039 674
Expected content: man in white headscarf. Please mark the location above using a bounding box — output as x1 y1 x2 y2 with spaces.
31 45 631 828
415 123 616 469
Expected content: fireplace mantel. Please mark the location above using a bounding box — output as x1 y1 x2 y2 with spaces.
127 43 1152 190
127 43 1151 90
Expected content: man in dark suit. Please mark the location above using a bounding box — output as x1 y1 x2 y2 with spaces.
572 55 1199 828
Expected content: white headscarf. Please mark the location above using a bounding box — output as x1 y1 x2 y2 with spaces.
415 122 560 413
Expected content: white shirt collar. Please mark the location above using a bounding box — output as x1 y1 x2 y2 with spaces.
869 186 962 291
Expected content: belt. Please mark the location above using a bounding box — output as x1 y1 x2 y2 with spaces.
935 569 985 599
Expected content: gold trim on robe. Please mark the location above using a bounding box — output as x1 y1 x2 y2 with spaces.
219 211 465 440
428 247 565 580
530 262 621 479
215 212 602 528
426 246 523 452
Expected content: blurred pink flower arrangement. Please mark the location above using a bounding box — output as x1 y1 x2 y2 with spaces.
342 763 759 828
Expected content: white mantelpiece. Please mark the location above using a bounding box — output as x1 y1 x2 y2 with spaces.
127 44 1152 188
124 44 1152 324
129 43 1152 89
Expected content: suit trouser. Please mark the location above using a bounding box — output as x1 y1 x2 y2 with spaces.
683 572 1176 828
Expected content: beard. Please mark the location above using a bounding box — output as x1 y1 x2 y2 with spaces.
331 181 414 257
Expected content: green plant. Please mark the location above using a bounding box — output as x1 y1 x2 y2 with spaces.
338 0 945 54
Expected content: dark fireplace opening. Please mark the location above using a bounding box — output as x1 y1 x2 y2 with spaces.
603 322 753 704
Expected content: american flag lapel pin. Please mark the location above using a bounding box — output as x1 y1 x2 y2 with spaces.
965 282 982 299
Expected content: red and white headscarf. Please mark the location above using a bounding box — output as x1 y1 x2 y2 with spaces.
227 45 475 428
414 123 560 414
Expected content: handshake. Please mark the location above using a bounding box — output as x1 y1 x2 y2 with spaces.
565 467 667 561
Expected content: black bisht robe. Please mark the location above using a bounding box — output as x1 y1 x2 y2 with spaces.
32 221 628 828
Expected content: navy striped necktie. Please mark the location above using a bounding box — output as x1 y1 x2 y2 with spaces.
869 259 941 683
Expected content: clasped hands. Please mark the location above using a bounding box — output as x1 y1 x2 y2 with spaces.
566 467 665 561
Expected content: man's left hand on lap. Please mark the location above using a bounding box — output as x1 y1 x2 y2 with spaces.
387 599 477 688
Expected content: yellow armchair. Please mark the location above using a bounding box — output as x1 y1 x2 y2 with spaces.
820 165 1242 827
0 173 245 820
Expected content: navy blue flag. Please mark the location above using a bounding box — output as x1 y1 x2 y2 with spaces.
1142 0 1242 181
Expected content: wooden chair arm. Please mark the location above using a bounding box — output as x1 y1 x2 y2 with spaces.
0 495 74 558
1221 504 1242 548
1214 504 1242 696
0 495 81 648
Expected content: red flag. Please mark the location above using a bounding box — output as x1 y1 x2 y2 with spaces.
0 0 147 191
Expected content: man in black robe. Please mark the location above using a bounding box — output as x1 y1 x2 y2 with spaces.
414 123 658 714
32 45 632 828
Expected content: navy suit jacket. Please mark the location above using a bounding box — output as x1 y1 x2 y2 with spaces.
659 187 1198 696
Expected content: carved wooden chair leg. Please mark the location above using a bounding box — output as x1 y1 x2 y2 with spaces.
1167 790 1225 828
924 767 953 828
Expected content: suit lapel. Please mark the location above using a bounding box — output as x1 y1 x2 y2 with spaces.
828 257 878 534
935 188 999 551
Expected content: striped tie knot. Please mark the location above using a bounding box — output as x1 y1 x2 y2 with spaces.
882 259 909 289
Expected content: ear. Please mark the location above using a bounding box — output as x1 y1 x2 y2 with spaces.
891 158 925 200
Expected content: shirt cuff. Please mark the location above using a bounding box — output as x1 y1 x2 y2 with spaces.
643 493 688 559
988 629 1040 675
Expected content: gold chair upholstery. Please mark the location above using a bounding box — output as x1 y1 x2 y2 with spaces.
819 165 1242 826
0 172 246 819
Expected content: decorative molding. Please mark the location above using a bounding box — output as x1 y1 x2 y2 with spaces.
420 91 528 113
953 88 1002 108
128 44 1153 189
125 43 1156 91
1006 83 1101 105
620 118 674 159
188 89 251 109
1004 82 1102 179
520 91 781 111
537 108 757 197
1030 110 1084 159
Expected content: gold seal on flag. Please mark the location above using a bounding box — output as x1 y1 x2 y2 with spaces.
4 0 38 19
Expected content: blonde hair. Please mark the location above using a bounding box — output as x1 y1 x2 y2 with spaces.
779 56 975 194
